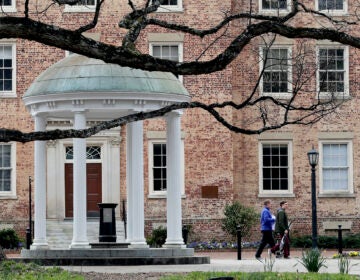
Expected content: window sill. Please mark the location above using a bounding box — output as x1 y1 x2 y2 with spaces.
318 92 351 100
315 11 348 16
0 195 17 200
64 7 96 13
0 93 17 98
0 8 17 13
148 194 186 199
261 93 293 100
319 193 355 198
258 193 295 198
155 7 184 13
259 10 290 15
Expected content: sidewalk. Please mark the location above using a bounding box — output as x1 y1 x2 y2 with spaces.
62 249 360 275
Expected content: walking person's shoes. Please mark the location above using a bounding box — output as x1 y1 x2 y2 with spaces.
255 256 264 262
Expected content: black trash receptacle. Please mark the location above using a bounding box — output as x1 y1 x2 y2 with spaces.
98 203 118 242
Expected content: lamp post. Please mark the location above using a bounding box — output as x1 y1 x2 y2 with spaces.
307 147 319 249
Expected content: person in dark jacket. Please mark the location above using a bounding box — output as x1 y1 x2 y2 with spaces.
255 200 275 261
270 201 290 258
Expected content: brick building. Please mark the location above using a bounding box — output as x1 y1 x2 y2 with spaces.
0 0 358 248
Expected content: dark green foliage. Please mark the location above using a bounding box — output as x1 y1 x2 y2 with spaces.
147 226 167 247
291 235 312 248
318 235 338 248
222 202 258 238
292 233 360 249
0 229 21 249
343 234 360 248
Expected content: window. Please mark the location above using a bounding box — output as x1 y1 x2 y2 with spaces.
259 142 293 194
0 43 16 97
0 0 16 12
65 146 101 160
319 142 353 193
150 43 183 82
155 0 183 12
260 0 290 12
152 143 167 192
317 46 349 97
317 0 347 14
0 143 16 197
148 139 184 196
260 47 292 98
64 0 96 12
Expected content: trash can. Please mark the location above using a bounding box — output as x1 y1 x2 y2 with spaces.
98 203 118 242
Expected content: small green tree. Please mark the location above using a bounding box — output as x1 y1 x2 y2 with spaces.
222 202 258 238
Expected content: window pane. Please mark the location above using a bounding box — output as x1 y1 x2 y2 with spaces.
322 143 349 191
262 0 287 9
154 180 162 191
159 0 177 5
152 143 167 191
0 45 12 92
152 45 179 62
262 143 289 191
0 0 12 6
319 0 344 10
77 0 95 5
318 48 345 93
0 145 10 167
153 144 162 155
0 145 11 191
262 48 289 93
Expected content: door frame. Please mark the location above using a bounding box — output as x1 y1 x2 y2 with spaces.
46 132 121 220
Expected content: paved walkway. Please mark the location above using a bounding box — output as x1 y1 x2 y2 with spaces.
61 249 360 275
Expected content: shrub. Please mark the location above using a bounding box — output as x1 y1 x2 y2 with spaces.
343 234 360 248
146 226 167 248
0 228 21 249
292 233 360 249
222 202 258 238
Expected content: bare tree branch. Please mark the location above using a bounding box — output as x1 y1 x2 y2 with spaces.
75 0 105 33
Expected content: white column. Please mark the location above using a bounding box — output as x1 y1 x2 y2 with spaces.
164 110 185 248
46 141 57 219
31 114 49 250
126 126 133 243
70 111 90 249
127 121 148 248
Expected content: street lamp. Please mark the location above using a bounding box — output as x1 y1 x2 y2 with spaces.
307 147 319 249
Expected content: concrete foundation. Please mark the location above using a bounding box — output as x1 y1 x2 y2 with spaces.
18 248 210 266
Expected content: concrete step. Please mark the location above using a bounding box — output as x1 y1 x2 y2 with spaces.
46 220 126 249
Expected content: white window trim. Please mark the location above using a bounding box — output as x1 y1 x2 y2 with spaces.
258 140 293 195
149 42 183 83
315 0 348 15
0 1 17 13
319 140 353 195
155 0 183 13
259 0 291 14
316 45 349 99
0 143 16 199
148 139 185 198
64 0 96 12
0 41 16 98
259 45 293 99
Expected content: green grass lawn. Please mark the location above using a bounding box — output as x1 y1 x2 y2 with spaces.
0 261 83 280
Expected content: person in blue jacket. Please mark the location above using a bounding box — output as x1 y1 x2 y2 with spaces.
255 199 275 261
